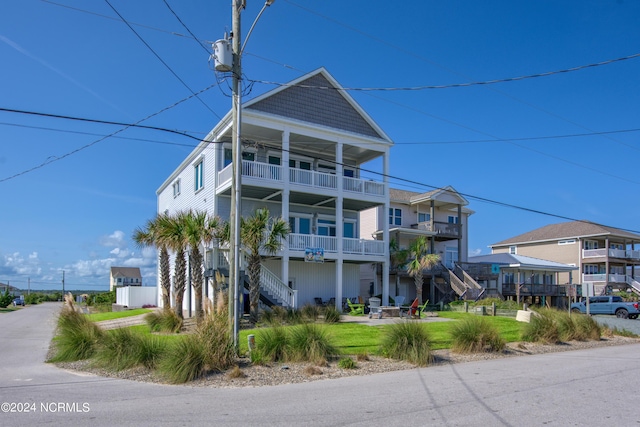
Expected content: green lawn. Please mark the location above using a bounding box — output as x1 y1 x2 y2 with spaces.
87 308 152 322
239 313 526 355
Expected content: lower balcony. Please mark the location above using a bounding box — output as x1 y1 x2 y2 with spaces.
287 233 385 258
582 274 627 284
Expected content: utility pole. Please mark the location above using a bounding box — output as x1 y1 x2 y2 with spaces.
27 277 30 296
228 0 243 349
62 270 65 295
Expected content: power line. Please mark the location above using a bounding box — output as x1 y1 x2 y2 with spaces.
249 51 640 91
104 0 222 121
0 82 219 183
162 0 211 55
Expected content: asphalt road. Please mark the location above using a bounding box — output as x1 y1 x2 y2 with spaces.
2 302 640 426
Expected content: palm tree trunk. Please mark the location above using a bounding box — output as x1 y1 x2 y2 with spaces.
192 249 204 321
174 249 186 318
415 272 423 305
248 253 261 323
160 247 171 309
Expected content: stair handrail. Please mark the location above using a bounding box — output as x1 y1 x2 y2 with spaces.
447 268 468 297
626 276 640 295
260 264 297 308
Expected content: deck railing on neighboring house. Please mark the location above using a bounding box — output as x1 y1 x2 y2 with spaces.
583 248 640 260
582 273 627 283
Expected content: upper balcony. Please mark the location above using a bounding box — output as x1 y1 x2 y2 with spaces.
410 221 461 239
217 160 386 209
582 248 640 261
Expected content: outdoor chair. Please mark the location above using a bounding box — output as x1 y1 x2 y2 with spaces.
368 297 382 319
403 298 420 318
347 298 365 316
394 296 405 308
314 297 325 306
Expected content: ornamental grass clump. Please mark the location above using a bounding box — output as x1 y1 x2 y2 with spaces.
254 326 289 362
288 323 337 364
301 303 321 322
159 302 234 383
145 309 183 333
323 305 341 323
572 312 602 340
521 309 559 344
51 297 103 362
380 321 432 366
450 316 505 353
94 327 151 371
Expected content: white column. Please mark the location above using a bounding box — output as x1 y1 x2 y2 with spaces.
382 148 390 306
282 129 290 303
335 140 344 309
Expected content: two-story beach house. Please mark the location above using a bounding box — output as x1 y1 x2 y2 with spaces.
109 267 142 292
360 186 479 304
156 68 393 312
490 221 640 296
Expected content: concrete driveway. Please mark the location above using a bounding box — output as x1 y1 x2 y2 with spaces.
2 302 640 426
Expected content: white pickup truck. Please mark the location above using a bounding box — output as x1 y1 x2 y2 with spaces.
570 296 640 319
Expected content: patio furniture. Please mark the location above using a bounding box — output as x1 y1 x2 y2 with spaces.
403 298 420 318
394 296 405 308
314 297 325 306
368 297 382 319
347 298 364 316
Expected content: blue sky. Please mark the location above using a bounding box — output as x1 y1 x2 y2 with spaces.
1 0 639 291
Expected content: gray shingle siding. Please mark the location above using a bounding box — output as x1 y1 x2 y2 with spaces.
247 74 381 138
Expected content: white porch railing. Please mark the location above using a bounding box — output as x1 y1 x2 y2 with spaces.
260 265 297 308
583 248 640 259
582 273 627 283
218 161 385 198
288 233 384 256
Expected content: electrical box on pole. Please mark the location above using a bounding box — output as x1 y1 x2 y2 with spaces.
213 39 232 72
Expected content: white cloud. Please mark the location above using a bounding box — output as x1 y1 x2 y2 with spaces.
100 230 127 249
468 248 482 257
1 252 42 276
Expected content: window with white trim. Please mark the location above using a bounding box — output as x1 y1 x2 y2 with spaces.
583 264 601 274
317 219 336 237
389 208 402 226
584 240 598 250
418 212 431 223
509 246 517 254
503 272 514 284
558 239 576 245
172 179 181 198
543 274 554 285
289 216 311 235
610 243 624 250
194 160 204 192
448 216 459 224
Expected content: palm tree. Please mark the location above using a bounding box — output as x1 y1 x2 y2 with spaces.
405 236 440 304
221 208 288 323
132 214 171 310
389 238 408 296
183 210 221 320
156 212 188 318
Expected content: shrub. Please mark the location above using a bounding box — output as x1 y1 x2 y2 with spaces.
255 326 289 362
572 313 601 340
323 305 341 323
380 321 432 366
227 365 246 379
450 316 505 353
301 304 321 322
160 335 207 383
337 357 357 369
94 327 146 371
145 309 183 333
136 334 166 369
521 310 559 344
0 290 13 308
195 310 235 372
51 308 103 362
288 323 337 364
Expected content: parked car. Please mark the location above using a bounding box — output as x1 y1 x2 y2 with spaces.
13 297 25 306
570 296 640 319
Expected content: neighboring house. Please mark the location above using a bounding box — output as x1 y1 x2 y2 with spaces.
360 186 475 304
466 253 577 307
0 283 21 296
490 221 640 296
156 68 393 312
109 267 142 292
